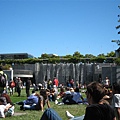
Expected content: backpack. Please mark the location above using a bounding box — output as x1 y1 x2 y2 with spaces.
10 81 15 87
0 73 6 87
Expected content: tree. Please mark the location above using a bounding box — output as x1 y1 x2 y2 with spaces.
97 53 105 57
40 53 49 59
106 51 115 57
73 51 84 58
63 54 72 58
84 54 96 58
116 6 120 34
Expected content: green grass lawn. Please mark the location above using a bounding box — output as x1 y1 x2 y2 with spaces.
6 88 86 120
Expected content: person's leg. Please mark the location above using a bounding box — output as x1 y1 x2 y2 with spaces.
12 87 14 95
17 87 20 96
62 94 71 103
16 100 25 105
62 94 76 104
19 88 21 96
40 108 62 120
26 89 29 97
23 104 36 110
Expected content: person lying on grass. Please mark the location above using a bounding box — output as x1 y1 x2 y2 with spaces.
16 89 50 111
16 90 39 110
0 98 14 118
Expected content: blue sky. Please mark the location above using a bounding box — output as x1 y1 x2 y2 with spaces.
0 0 120 58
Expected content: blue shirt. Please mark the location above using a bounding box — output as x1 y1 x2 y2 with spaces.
25 95 38 105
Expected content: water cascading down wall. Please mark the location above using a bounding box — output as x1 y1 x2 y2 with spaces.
35 63 94 85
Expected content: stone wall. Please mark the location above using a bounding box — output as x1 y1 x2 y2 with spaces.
12 63 118 85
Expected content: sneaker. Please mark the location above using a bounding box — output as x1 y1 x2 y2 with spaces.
57 102 64 105
55 100 58 104
65 111 74 119
20 106 23 110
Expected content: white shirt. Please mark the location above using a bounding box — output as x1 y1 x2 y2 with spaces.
112 94 120 108
0 105 6 118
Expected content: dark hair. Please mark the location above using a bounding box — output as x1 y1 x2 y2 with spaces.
87 81 105 103
0 66 3 71
0 98 4 103
40 89 47 100
75 87 79 92
32 90 35 93
112 82 120 93
60 87 65 92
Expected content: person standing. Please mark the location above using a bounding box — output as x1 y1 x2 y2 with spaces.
53 77 59 88
43 79 48 89
47 79 52 90
70 79 74 88
0 66 7 94
9 79 15 96
26 78 31 97
14 77 18 92
16 78 22 97
104 77 110 88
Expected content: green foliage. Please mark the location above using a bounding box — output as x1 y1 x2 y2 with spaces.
49 58 60 63
63 54 73 58
114 58 120 65
84 54 96 58
73 51 84 58
0 50 118 64
97 53 106 57
0 64 12 70
40 53 50 59
106 51 115 57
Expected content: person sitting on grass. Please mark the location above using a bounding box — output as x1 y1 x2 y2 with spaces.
57 87 65 100
0 98 14 118
48 88 57 102
35 89 50 111
58 87 85 105
40 81 116 120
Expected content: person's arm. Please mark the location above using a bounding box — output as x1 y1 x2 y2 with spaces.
81 95 84 101
40 100 44 112
113 117 116 120
46 99 50 108
80 93 84 102
4 104 12 112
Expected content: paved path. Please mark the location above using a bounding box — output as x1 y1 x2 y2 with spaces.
14 112 26 116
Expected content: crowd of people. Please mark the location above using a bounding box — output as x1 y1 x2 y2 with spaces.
0 65 119 120
40 81 120 120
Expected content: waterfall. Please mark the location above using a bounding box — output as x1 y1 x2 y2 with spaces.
36 63 94 85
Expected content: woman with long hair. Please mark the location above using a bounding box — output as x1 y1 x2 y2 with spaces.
36 89 50 111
